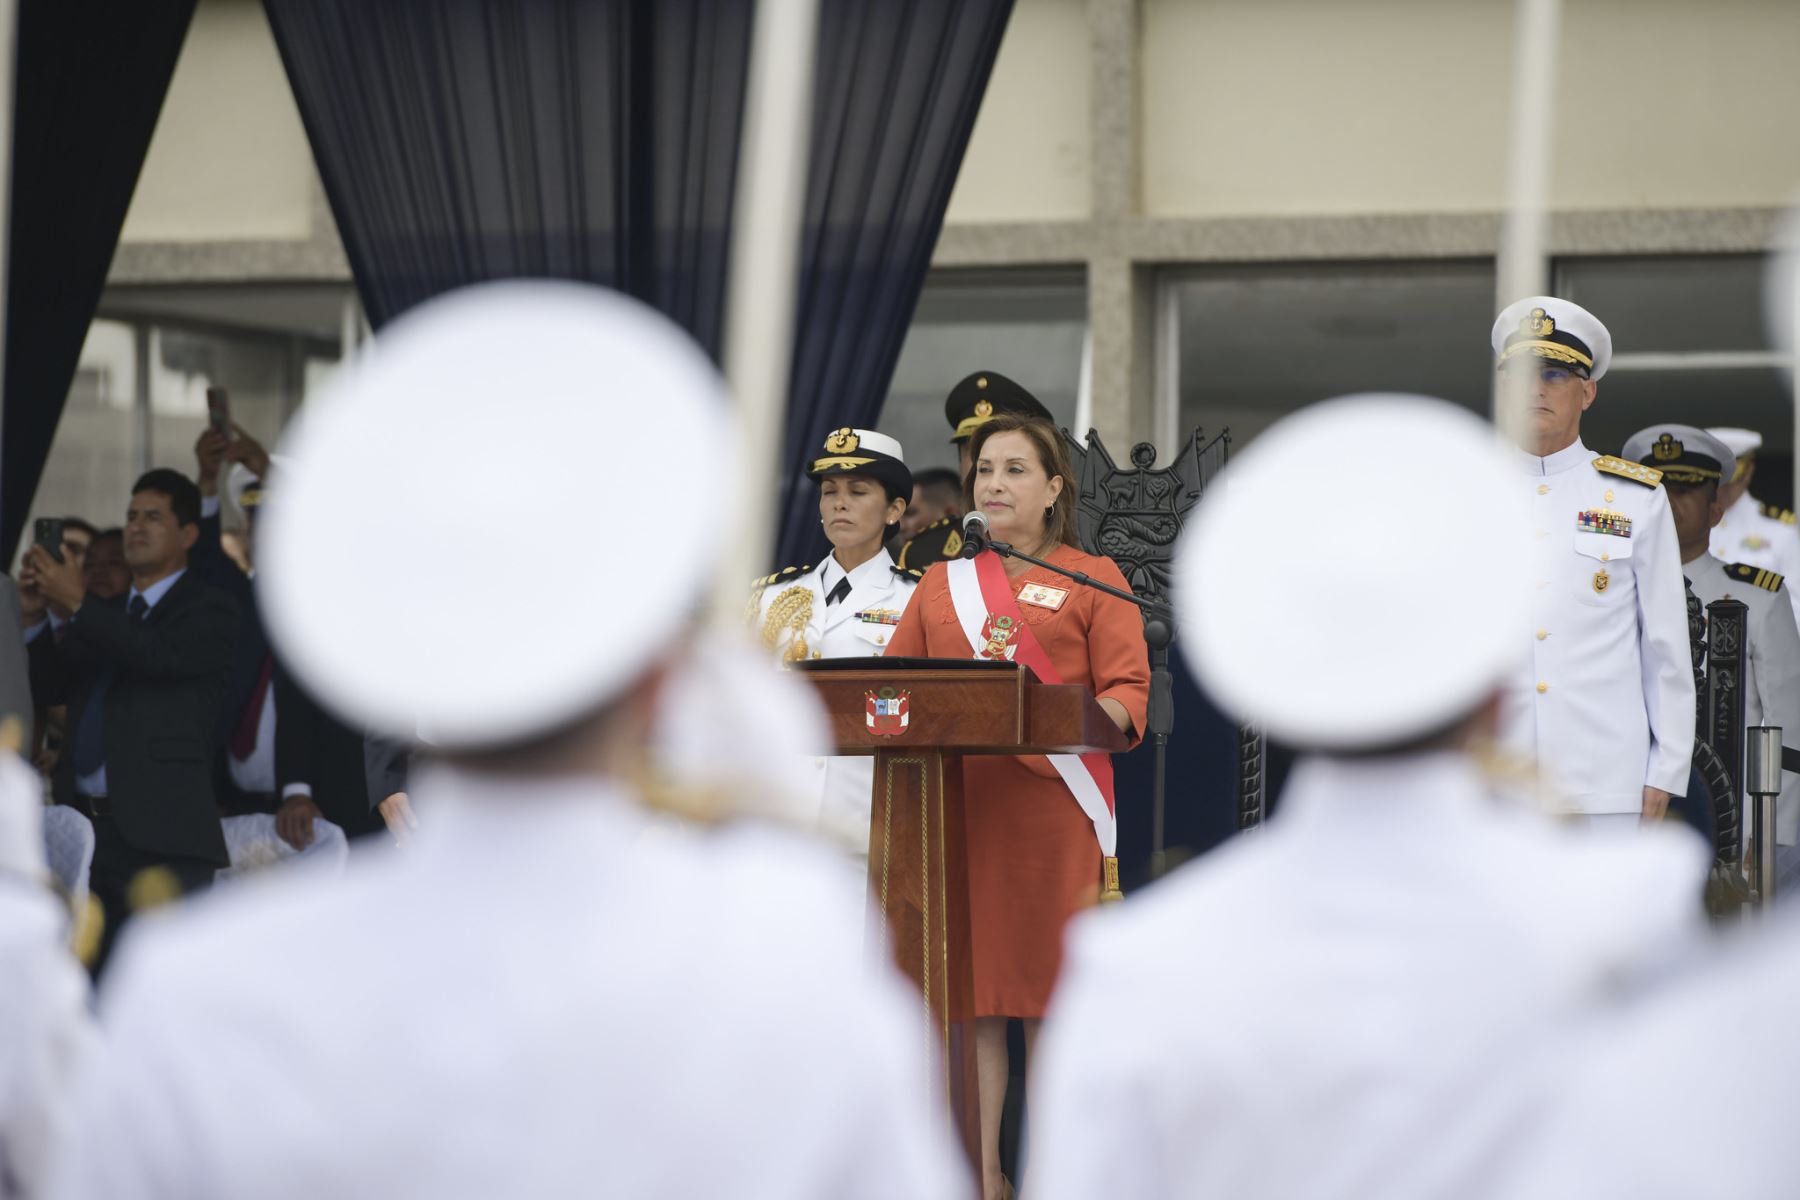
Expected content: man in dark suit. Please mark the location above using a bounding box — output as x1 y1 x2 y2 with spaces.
21 468 238 966
193 427 385 847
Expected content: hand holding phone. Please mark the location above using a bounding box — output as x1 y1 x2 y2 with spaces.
206 387 233 439
33 518 64 565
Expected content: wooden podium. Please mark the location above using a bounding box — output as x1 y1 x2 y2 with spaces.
794 658 1129 1169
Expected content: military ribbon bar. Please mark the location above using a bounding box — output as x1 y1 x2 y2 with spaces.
1576 508 1632 538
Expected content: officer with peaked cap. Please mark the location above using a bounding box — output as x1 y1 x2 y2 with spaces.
1625 423 1800 887
1492 295 1694 826
898 370 1055 569
750 426 921 858
1708 425 1800 621
1026 395 1707 1200
0 283 965 1199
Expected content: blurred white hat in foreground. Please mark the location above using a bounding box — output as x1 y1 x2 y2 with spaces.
1176 394 1528 749
260 281 737 749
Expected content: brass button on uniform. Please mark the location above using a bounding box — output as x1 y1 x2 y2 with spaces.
1600 552 1611 562
1536 484 1549 495
1536 681 1549 694
1536 629 1548 641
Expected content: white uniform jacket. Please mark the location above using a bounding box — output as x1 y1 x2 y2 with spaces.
16 766 965 1200
1028 753 1708 1200
1687 552 1800 845
1710 490 1800 622
753 549 919 855
1502 439 1695 813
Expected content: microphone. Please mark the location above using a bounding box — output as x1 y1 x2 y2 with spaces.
959 510 989 559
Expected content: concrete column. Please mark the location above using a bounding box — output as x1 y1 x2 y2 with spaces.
1085 0 1156 454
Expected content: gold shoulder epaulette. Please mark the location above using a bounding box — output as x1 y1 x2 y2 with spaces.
1593 455 1661 487
1760 502 1797 525
892 564 925 582
1728 562 1785 593
750 564 810 588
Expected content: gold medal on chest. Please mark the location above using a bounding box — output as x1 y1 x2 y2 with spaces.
1592 567 1610 594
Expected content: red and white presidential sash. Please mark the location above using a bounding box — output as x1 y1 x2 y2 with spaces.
945 551 1118 859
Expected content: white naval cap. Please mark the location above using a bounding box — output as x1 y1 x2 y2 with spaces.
1621 424 1735 488
1175 395 1528 749
259 281 737 749
1708 426 1763 486
1491 295 1613 381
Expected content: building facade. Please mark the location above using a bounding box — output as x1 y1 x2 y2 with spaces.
27 0 1800 535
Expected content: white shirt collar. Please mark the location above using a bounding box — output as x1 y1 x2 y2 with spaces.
1516 437 1590 477
819 547 894 596
130 567 186 612
1683 552 1723 582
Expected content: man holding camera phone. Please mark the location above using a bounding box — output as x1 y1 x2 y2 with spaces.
19 469 238 969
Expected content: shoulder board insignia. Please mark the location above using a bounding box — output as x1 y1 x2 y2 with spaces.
1593 456 1661 487
1760 502 1798 525
1728 562 1785 592
748 564 811 589
892 565 925 582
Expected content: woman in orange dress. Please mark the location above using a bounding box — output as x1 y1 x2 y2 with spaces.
883 413 1149 1200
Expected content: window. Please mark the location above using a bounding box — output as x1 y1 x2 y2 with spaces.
1556 255 1793 507
1165 261 1498 449
877 269 1088 475
16 284 353 565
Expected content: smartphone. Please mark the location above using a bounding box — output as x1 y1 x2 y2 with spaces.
33 517 65 564
206 386 232 437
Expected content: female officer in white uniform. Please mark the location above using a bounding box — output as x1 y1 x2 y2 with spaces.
751 427 922 857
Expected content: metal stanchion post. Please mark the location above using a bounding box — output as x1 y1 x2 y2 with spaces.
1746 726 1782 909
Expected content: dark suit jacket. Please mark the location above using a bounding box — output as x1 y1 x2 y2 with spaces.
275 666 383 838
191 507 280 813
363 734 411 813
44 571 238 864
1 577 33 727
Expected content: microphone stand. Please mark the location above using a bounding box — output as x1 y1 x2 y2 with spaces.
987 537 1177 882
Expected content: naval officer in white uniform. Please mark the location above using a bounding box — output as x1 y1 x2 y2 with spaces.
1708 426 1800 622
752 427 921 858
1495 295 1695 825
1625 423 1800 889
1027 395 1707 1200
0 283 966 1200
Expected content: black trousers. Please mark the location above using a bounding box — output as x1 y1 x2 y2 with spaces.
88 809 217 978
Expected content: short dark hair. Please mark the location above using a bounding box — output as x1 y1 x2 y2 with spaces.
913 467 961 507
131 469 202 527
60 517 98 541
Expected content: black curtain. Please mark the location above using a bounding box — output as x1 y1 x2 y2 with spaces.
771 0 1013 570
262 0 752 351
1 0 199 564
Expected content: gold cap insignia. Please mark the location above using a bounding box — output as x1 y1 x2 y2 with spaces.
976 376 989 390
1652 433 1683 462
823 427 860 455
1521 307 1555 338
973 398 993 419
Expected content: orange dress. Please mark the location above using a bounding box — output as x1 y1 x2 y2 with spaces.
884 544 1150 1019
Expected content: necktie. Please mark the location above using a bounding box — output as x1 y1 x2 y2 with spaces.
826 577 852 606
73 595 149 777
